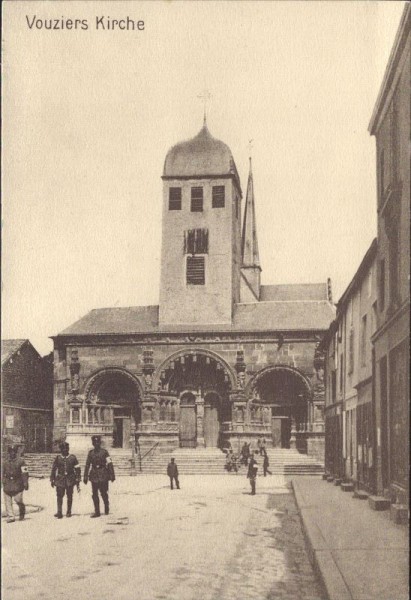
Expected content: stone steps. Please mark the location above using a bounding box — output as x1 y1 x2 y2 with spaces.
24 449 324 477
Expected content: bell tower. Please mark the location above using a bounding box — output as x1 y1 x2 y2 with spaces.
159 122 242 327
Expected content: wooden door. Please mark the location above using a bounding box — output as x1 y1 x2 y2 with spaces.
204 403 219 447
180 405 197 447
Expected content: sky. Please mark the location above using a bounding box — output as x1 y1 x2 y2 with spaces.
2 1 406 355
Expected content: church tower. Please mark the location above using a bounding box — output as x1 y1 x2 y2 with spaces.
241 158 261 300
159 122 242 326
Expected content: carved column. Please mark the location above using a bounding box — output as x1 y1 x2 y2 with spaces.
196 390 205 447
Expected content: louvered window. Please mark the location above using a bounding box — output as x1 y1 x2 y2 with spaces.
184 229 208 254
186 256 205 285
212 186 225 208
191 187 203 212
169 187 182 210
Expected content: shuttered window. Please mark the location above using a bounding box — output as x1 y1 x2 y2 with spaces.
169 187 182 210
186 256 205 285
191 187 203 212
212 186 225 208
184 229 208 254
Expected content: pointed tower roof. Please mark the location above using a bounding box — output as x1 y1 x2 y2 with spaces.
241 158 261 269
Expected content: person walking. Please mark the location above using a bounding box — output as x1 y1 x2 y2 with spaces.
261 438 266 456
167 457 180 489
263 449 272 476
247 451 259 495
2 445 29 523
83 436 115 518
50 441 81 518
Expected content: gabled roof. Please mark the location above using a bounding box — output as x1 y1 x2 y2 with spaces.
57 297 335 337
1 339 29 365
260 283 328 302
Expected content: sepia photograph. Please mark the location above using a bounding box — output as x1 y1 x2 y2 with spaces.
1 2 409 599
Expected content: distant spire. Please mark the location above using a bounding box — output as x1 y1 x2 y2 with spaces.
241 157 261 269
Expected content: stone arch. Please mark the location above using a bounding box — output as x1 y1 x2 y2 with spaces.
246 364 312 399
83 367 143 401
153 348 236 391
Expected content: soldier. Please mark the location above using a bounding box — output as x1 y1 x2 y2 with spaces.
50 441 81 519
83 436 115 518
247 451 259 495
167 457 180 490
2 445 29 523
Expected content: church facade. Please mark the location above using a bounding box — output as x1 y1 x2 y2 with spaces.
52 122 334 459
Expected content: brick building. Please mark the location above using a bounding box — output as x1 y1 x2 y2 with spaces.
52 121 334 458
1 339 53 452
322 240 377 491
368 5 410 504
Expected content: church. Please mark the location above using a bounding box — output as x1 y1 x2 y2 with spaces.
52 120 334 460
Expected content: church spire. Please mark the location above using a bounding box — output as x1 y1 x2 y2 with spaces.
242 157 261 268
241 157 261 300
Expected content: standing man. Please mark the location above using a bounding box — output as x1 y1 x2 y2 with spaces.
247 451 259 495
83 436 115 518
50 441 81 519
2 445 29 523
262 449 272 476
167 457 180 490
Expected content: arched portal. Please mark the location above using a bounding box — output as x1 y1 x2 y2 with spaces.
250 366 311 448
157 352 232 448
84 368 142 449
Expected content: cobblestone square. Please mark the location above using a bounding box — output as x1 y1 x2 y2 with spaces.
2 475 326 600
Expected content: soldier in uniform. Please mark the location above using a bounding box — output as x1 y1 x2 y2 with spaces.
50 441 81 519
2 445 29 523
83 435 115 518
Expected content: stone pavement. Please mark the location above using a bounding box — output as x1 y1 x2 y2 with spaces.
2 474 325 600
293 477 409 600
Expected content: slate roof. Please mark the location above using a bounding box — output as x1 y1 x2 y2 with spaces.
58 298 335 337
163 123 240 187
1 339 28 365
260 283 328 302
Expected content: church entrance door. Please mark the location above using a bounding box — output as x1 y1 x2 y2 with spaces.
179 392 197 448
204 393 220 447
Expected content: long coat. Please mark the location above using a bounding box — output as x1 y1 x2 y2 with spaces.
2 457 29 495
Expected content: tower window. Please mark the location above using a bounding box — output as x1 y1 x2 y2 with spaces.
169 187 182 210
184 229 208 254
212 186 225 208
191 187 203 212
186 256 205 285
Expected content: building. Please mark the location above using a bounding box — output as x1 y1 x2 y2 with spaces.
52 121 334 458
1 339 53 452
322 240 377 490
368 5 410 504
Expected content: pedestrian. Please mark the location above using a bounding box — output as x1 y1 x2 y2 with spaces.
263 450 272 476
240 443 249 466
50 441 81 518
261 438 266 456
2 444 29 523
247 452 259 495
167 457 180 489
83 436 115 518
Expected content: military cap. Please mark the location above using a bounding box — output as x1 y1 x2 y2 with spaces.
91 435 101 443
7 444 18 453
59 441 69 451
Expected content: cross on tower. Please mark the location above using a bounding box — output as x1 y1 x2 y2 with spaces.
197 88 212 124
